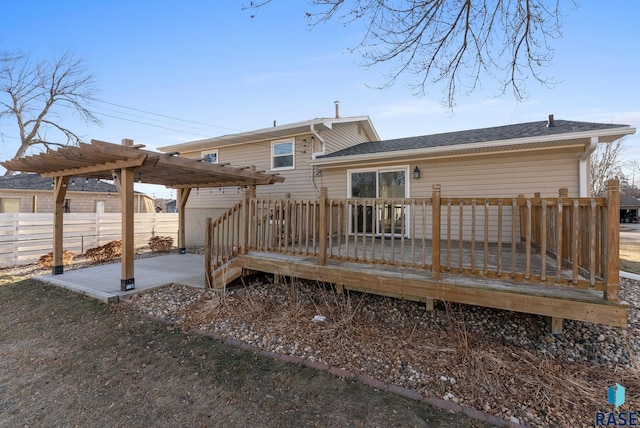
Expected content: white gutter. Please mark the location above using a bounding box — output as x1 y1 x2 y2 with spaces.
310 123 326 159
579 136 599 197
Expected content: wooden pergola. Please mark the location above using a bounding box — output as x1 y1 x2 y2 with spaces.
1 139 284 290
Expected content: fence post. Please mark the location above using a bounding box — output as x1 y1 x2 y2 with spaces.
318 187 328 266
432 184 441 279
605 179 620 302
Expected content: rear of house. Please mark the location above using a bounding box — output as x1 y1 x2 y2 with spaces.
159 115 379 245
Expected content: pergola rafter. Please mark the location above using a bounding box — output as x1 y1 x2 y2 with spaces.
1 138 284 291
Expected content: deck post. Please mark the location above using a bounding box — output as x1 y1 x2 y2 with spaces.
241 190 250 255
605 179 620 303
318 187 328 266
431 184 441 279
549 317 563 334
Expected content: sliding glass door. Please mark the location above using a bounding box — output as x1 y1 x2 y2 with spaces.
349 168 408 236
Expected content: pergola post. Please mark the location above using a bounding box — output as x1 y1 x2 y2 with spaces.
52 176 70 275
113 138 136 291
177 188 191 254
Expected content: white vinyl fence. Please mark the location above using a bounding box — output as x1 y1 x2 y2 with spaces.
0 213 179 267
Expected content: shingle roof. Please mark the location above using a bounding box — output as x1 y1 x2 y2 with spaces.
621 196 640 208
0 173 118 192
319 119 630 158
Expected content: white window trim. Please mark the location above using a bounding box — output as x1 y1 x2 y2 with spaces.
201 149 219 164
271 139 295 171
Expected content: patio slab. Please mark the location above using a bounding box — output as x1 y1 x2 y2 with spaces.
36 254 206 303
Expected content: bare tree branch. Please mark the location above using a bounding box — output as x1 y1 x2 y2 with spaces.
246 0 571 108
0 51 100 175
590 138 625 196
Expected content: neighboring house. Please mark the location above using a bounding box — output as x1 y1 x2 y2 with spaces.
620 195 640 223
154 198 178 213
0 173 154 213
159 114 379 245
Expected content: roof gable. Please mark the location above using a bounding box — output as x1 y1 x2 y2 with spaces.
159 116 379 153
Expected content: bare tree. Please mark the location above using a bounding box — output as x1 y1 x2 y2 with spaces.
590 138 625 197
0 51 99 175
245 0 570 108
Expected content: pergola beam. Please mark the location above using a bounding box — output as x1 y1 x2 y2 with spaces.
41 155 150 178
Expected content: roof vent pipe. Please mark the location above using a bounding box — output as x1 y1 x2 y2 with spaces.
273 120 277 127
335 100 340 118
546 114 555 127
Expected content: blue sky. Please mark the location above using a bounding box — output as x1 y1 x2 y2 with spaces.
1 1 639 198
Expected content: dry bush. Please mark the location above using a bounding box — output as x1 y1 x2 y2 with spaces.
148 236 173 252
38 250 75 268
85 240 122 263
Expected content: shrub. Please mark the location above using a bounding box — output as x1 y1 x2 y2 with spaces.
38 250 75 268
148 236 173 252
85 240 122 263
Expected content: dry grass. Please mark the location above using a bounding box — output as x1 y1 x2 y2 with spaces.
620 240 640 275
0 278 484 428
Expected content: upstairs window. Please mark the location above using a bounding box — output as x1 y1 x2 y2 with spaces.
201 149 218 164
271 140 294 170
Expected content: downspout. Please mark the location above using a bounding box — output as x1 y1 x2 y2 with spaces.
579 136 599 197
310 124 326 197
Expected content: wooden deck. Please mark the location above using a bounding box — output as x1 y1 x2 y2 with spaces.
223 251 626 327
205 182 628 331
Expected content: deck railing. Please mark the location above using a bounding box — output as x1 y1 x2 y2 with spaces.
206 181 620 302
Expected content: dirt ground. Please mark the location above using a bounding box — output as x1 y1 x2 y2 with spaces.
0 279 489 428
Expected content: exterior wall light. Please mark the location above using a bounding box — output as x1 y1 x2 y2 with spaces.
413 166 420 179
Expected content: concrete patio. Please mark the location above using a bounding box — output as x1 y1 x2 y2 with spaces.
36 253 206 303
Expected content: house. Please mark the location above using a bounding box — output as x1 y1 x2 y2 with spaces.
0 173 155 213
161 114 634 246
620 196 640 223
159 112 379 245
159 112 636 331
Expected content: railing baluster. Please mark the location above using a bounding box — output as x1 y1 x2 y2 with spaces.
572 200 579 284
525 199 531 280
422 200 427 269
446 200 451 271
371 199 376 262
400 199 406 267
511 199 517 278
390 199 396 264
411 200 416 266
471 200 476 274
540 199 547 282
555 199 563 284
590 199 597 287
484 199 489 276
459 200 464 272
497 200 503 277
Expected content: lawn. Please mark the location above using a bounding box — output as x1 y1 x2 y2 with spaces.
0 279 488 428
620 240 640 275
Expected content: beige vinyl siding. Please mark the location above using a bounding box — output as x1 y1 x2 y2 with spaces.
323 122 373 154
183 134 321 211
318 147 582 242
